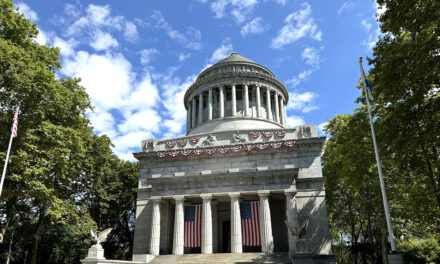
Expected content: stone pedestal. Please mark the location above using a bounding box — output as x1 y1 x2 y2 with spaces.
84 244 105 260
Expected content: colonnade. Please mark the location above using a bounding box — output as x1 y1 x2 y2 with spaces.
148 190 299 256
186 84 287 132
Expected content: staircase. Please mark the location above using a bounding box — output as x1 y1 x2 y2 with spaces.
149 252 291 264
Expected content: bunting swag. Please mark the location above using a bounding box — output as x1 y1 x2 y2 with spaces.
262 131 274 138
184 204 202 248
178 138 189 146
155 141 297 158
190 137 200 144
249 131 260 138
166 141 177 148
274 131 286 138
240 201 261 246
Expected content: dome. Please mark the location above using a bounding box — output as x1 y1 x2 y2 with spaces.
184 52 289 135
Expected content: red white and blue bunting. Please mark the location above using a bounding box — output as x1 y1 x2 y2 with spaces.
249 131 260 138
262 131 274 138
275 131 286 138
166 141 177 148
218 147 229 154
190 137 200 144
178 138 189 146
156 140 297 159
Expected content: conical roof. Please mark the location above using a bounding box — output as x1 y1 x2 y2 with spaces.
215 52 256 64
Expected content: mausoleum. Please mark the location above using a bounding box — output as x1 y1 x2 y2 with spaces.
130 53 335 264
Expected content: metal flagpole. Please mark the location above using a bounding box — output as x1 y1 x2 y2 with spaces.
0 105 19 198
359 57 397 252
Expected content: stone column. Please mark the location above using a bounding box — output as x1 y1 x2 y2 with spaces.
187 101 191 132
192 97 196 128
208 88 213 120
266 89 272 120
198 93 203 124
275 93 280 123
285 190 299 252
173 196 185 255
258 191 273 253
150 197 161 256
229 192 242 253
256 86 261 118
201 194 213 254
244 84 249 116
219 86 224 118
232 85 237 116
283 100 287 126
280 98 285 126
212 200 218 253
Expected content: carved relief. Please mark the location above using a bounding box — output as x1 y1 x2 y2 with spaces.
202 134 217 146
232 131 246 143
142 139 157 152
301 125 311 139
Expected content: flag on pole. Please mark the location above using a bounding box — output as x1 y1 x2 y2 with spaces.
184 204 202 247
11 113 18 137
360 63 374 100
240 201 261 246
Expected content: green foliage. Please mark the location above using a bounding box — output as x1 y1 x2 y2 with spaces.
324 0 440 263
398 238 440 264
0 0 140 263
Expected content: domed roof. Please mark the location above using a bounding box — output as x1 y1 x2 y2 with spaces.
215 52 256 64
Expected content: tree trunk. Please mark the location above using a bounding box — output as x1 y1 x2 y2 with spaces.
30 205 46 264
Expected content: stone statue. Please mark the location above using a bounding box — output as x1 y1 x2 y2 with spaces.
285 220 307 239
91 228 113 246
232 131 246 143
202 134 216 146
142 139 156 152
301 125 311 138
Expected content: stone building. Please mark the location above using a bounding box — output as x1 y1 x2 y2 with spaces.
131 53 335 263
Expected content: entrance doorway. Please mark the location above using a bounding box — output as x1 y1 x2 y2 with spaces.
221 220 230 253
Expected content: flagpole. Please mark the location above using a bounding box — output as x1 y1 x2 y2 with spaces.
359 57 397 252
0 106 19 198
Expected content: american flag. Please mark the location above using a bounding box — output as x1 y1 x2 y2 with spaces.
11 113 18 138
184 204 202 247
240 201 261 246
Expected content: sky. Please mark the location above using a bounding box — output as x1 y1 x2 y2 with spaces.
15 0 383 161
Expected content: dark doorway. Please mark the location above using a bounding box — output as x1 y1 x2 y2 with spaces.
222 220 231 253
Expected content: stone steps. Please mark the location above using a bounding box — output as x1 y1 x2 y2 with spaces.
149 252 291 264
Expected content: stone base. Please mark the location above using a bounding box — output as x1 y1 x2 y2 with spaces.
291 253 336 264
388 253 404 264
85 245 105 260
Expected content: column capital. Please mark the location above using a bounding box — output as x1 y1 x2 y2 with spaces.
258 190 270 197
173 195 185 201
200 193 213 200
228 192 241 199
150 196 162 202
284 189 297 197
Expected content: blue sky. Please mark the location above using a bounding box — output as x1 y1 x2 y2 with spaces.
15 0 383 160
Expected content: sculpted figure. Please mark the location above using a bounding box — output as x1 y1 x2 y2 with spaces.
91 228 113 246
301 125 311 138
202 134 216 146
232 131 246 143
285 220 307 239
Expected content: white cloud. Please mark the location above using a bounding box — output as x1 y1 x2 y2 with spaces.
53 37 78 57
271 2 322 49
241 17 269 36
361 19 380 50
274 0 287 5
209 41 233 63
318 121 328 135
206 0 258 24
286 69 313 88
375 2 387 18
178 53 191 62
90 31 119 51
139 48 159 65
286 116 305 128
287 91 318 113
337 2 355 15
301 47 321 67
16 2 38 21
151 11 203 50
124 21 139 42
